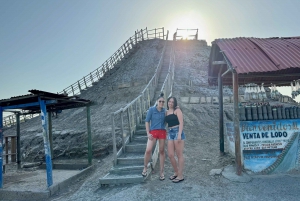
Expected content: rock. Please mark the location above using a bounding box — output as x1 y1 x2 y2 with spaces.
209 169 223 176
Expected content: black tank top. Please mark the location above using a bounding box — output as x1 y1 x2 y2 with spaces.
165 110 180 127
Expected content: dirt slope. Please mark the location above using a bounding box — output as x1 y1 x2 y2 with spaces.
4 39 165 162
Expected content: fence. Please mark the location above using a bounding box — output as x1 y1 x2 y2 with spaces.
2 113 38 128
59 27 166 96
173 28 198 40
110 40 175 165
2 27 166 128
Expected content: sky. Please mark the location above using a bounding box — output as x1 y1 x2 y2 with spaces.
1 0 300 105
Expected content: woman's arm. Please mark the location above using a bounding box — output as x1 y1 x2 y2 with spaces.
176 109 184 140
164 110 167 127
145 122 153 140
145 108 153 140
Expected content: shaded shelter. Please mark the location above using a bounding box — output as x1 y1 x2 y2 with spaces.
0 90 91 188
208 37 300 175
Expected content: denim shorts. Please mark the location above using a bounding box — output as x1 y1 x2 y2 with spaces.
167 126 186 140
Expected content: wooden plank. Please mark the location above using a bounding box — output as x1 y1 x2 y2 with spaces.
180 97 189 103
190 97 200 104
213 61 227 65
206 97 212 104
200 97 207 104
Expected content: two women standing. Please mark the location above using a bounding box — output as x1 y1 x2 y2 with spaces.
142 94 185 183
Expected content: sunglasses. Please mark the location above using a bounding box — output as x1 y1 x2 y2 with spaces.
158 100 165 103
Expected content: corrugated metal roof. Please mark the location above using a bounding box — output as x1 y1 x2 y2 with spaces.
208 37 300 86
215 37 300 74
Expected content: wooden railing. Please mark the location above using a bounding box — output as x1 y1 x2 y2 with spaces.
59 27 166 96
2 27 166 128
173 28 198 40
2 113 38 128
160 46 175 99
110 39 175 165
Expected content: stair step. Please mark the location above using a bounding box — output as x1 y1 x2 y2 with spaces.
137 124 145 129
135 129 146 135
132 136 148 143
109 164 144 175
129 141 147 145
125 144 146 153
99 173 144 186
117 152 144 165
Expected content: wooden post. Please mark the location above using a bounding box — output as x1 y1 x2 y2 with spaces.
130 105 134 140
11 136 16 162
146 27 149 39
96 69 101 80
162 27 164 40
135 31 137 45
135 101 138 130
233 72 242 175
16 113 21 169
120 111 125 153
166 30 169 40
130 37 133 49
127 108 132 142
122 44 126 57
141 29 144 41
155 28 156 38
87 105 92 166
218 69 224 154
5 137 8 164
141 93 145 113
48 112 53 159
111 113 117 166
139 97 142 123
84 77 87 88
78 81 82 92
90 73 94 83
0 107 3 188
71 85 75 96
147 88 151 108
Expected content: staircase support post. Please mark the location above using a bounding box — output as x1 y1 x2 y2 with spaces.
121 111 125 153
111 113 117 166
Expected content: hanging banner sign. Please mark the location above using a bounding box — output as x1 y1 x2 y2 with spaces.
240 120 298 151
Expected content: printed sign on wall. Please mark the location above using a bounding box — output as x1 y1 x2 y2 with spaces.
225 120 300 173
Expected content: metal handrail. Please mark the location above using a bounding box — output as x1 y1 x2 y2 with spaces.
3 27 166 128
110 38 176 166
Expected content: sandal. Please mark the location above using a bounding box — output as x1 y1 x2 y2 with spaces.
159 175 165 181
172 178 184 183
169 175 177 180
142 171 147 177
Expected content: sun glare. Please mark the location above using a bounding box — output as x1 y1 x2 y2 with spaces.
168 14 207 40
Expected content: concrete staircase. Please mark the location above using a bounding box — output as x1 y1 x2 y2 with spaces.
152 42 171 104
99 123 154 186
99 42 172 186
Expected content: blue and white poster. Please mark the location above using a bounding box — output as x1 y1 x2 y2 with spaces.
226 120 300 173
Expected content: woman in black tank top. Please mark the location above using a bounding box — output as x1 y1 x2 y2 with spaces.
166 97 185 183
